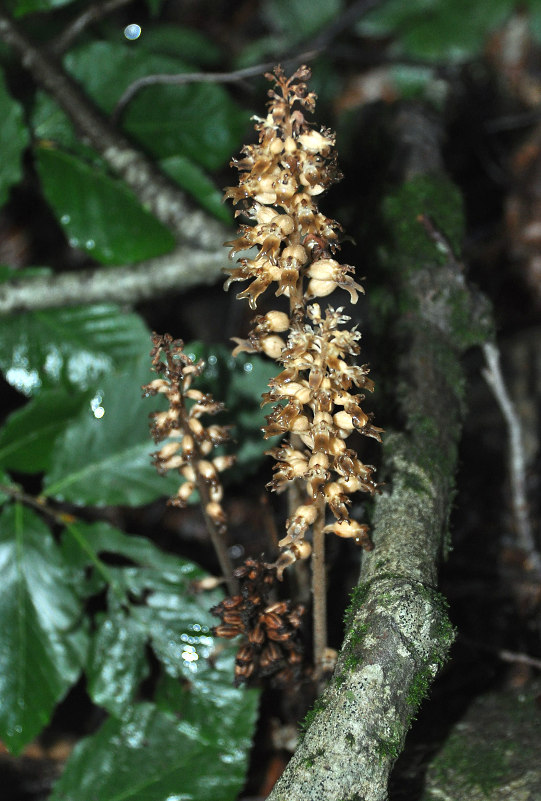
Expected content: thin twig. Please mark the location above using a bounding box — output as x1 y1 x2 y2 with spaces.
312 497 327 683
0 482 68 525
482 340 541 577
50 0 133 55
112 50 319 123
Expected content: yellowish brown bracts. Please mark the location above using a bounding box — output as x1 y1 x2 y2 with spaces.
224 66 381 578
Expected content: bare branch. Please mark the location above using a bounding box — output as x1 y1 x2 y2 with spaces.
482 340 541 577
0 246 225 315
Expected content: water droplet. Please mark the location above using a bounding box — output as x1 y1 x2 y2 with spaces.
93 406 105 419
243 362 253 373
85 239 95 250
208 354 217 365
229 543 244 559
69 237 79 248
60 214 70 225
124 23 141 40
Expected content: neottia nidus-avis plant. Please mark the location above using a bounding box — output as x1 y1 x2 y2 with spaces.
147 65 382 683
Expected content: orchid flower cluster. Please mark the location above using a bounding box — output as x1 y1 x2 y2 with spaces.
224 65 381 580
142 333 236 590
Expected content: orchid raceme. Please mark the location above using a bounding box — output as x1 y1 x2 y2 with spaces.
224 66 382 589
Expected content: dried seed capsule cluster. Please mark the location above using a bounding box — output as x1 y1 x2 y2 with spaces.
224 66 381 574
142 333 233 532
211 558 305 686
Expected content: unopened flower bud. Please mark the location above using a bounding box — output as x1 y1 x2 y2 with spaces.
181 465 196 482
264 310 290 332
162 454 184 471
159 441 181 460
261 335 285 359
188 418 204 437
333 411 354 431
182 434 195 458
290 415 310 432
306 277 337 298
272 214 295 236
206 501 226 526
282 244 307 264
213 455 235 472
269 138 284 155
178 481 195 502
209 483 224 503
144 378 169 394
198 460 217 482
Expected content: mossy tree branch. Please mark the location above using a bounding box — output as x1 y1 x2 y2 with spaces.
267 105 494 801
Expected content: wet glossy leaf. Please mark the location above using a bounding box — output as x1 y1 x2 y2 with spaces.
0 387 90 473
61 522 259 768
0 303 151 396
43 357 181 506
87 608 149 717
0 69 29 207
0 504 88 754
50 701 257 801
35 147 176 264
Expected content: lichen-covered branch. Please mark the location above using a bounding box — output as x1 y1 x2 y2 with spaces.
0 246 225 315
267 106 494 801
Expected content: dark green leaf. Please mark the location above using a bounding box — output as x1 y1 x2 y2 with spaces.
0 471 16 506
50 701 257 801
0 387 90 473
0 303 151 396
35 147 176 264
61 522 259 756
0 504 88 754
263 0 343 46
143 0 167 15
0 68 30 207
87 608 149 717
160 155 231 223
359 0 519 62
137 24 221 64
43 357 181 506
11 0 77 18
32 42 248 171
